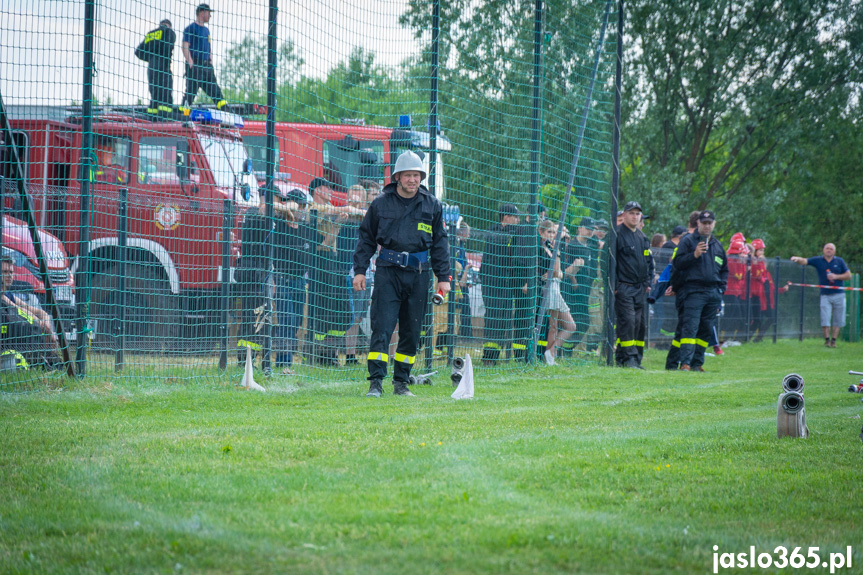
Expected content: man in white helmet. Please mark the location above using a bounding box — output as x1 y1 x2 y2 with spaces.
353 150 451 397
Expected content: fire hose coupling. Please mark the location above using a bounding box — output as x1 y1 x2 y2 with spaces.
451 356 465 387
778 373 808 439
432 275 453 305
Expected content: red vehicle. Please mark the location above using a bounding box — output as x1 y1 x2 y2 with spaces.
240 119 452 203
4 106 260 350
1 213 75 317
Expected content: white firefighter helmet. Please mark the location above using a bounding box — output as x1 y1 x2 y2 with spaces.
392 150 426 182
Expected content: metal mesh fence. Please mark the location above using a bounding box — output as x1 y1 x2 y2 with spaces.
647 250 862 350
1 0 621 389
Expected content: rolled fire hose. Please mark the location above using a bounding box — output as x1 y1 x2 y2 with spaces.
782 373 805 393
777 389 809 438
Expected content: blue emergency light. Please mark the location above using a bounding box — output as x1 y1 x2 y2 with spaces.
189 108 244 128
399 114 411 128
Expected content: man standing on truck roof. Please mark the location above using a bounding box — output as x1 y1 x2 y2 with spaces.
135 18 176 116
353 151 451 397
181 4 227 111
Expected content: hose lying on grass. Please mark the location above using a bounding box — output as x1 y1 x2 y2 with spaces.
778 373 808 438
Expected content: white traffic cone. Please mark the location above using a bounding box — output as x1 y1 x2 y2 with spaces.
240 346 266 392
451 353 474 399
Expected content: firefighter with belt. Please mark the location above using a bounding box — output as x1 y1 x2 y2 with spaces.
353 151 451 397
614 201 654 368
670 209 728 372
135 19 176 116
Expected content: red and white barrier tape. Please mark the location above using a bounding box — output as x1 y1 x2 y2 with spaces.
786 282 863 293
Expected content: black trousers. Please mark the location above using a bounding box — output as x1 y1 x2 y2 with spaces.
147 65 173 112
615 283 646 365
564 283 592 349
236 268 270 370
481 281 511 362
183 62 225 107
511 289 533 361
366 266 430 383
665 296 685 369
677 287 722 368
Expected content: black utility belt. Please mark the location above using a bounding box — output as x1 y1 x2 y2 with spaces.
379 248 429 271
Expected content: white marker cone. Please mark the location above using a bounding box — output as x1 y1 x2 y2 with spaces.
241 346 266 392
451 353 474 399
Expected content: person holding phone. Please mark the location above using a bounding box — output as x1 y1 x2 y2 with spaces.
669 210 728 372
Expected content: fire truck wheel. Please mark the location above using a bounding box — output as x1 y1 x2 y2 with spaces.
90 262 174 353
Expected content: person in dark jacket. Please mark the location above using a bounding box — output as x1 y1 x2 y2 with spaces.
353 151 451 397
135 19 176 115
273 188 315 374
236 198 273 371
614 201 654 368
669 209 729 371
479 204 521 365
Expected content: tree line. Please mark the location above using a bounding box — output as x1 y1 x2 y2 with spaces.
219 0 862 265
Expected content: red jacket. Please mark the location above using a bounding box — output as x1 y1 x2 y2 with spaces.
725 255 748 298
749 257 775 311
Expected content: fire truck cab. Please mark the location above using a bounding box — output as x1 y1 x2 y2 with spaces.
4 106 259 351
240 118 451 203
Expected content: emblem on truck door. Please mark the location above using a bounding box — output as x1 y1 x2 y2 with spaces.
155 204 181 231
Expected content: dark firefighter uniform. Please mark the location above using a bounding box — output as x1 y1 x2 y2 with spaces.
480 222 516 363
135 21 176 115
614 220 654 367
669 215 728 371
353 183 450 388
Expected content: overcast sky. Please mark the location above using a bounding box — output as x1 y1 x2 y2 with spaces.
1 0 424 106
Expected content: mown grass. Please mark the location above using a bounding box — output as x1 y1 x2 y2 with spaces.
1 339 861 574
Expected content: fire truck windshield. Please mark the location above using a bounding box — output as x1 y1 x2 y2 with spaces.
200 136 260 207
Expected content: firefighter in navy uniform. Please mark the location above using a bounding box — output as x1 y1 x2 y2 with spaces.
670 209 728 372
135 19 176 116
614 201 654 368
353 151 451 397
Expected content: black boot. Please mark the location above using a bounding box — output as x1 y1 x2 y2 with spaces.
366 379 383 398
393 380 415 396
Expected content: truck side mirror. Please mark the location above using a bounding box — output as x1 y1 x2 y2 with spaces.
176 139 189 184
243 158 254 174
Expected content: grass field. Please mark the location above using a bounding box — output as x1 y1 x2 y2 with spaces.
1 339 862 574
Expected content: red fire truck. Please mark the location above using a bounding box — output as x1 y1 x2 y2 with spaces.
4 106 260 351
240 118 451 202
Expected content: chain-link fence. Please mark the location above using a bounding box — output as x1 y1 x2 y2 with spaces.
1 0 621 390
647 250 862 349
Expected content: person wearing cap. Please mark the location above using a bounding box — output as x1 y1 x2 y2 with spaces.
721 238 749 340
306 177 364 366
616 210 624 227
613 201 654 368
135 18 176 116
560 216 597 354
748 238 789 341
479 203 521 365
790 243 852 348
669 209 728 372
353 151 450 397
235 192 276 372
181 4 227 111
273 188 315 374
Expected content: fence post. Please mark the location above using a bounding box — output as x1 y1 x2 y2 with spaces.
75 0 96 377
772 256 780 344
262 0 278 377
744 256 752 342
446 218 456 366
798 265 806 341
528 0 543 363
219 198 231 370
607 0 623 366
114 187 127 372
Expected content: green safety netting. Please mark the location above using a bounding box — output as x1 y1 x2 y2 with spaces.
0 0 620 390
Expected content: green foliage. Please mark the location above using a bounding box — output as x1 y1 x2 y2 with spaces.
220 34 304 104
622 0 862 248
1 340 861 573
